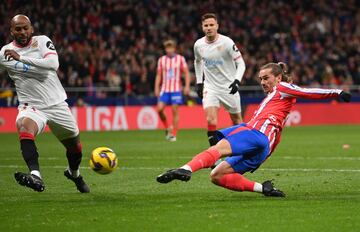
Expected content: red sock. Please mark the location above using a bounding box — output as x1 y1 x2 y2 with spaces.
172 128 177 136
218 173 255 192
186 147 221 172
207 124 216 131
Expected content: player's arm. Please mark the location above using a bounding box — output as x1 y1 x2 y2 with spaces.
193 43 204 98
4 36 59 71
0 49 5 72
154 59 162 97
19 52 59 71
277 82 351 102
227 39 246 94
181 57 190 96
22 36 59 71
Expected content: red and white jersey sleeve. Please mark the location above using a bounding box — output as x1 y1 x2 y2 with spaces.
157 54 187 93
277 82 342 99
0 35 66 108
247 82 342 156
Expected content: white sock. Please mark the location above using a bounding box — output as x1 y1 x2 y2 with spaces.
30 170 41 179
68 167 80 178
180 165 192 172
253 182 263 193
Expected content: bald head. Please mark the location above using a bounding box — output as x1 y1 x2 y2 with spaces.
11 14 31 27
10 14 33 47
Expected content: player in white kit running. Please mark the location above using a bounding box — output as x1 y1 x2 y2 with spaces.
0 15 89 193
194 13 246 146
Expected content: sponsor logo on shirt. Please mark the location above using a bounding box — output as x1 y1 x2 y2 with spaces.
203 58 223 67
14 61 30 73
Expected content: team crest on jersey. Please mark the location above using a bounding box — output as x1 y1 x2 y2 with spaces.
216 45 224 51
46 41 55 50
31 40 38 48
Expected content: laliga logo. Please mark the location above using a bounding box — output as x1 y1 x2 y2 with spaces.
137 107 158 129
285 110 301 126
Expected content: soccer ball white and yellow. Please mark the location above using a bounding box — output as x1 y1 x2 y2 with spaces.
89 147 118 174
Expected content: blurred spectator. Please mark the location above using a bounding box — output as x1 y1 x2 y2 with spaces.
0 0 359 97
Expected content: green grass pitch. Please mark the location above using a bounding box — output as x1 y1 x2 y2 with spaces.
0 125 359 232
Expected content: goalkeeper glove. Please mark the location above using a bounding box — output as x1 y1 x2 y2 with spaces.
196 83 204 99
229 79 241 94
339 91 351 102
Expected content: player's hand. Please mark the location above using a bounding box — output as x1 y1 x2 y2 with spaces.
4 49 20 61
339 91 351 102
229 79 241 94
196 83 204 99
183 86 190 96
154 89 160 97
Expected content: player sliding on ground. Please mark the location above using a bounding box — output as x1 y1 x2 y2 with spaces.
157 62 352 197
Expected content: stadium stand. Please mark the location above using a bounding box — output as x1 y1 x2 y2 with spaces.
0 0 359 103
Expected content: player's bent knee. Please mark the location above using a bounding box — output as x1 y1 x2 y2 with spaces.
210 169 222 184
157 107 166 114
17 118 38 135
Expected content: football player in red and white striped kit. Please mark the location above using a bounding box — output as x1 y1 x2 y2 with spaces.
154 40 190 141
157 62 351 197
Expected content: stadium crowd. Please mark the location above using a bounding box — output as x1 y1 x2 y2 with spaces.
0 0 359 98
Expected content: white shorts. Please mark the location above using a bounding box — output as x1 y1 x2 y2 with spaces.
202 88 242 114
16 102 79 141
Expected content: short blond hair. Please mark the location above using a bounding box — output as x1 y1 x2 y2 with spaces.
163 39 176 48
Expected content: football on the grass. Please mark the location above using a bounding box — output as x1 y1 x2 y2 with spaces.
89 147 118 174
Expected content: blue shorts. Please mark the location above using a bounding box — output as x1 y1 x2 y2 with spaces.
159 92 183 105
217 123 270 174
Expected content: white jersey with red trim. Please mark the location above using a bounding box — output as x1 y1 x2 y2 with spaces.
194 34 245 93
0 35 66 108
157 54 188 93
247 82 342 155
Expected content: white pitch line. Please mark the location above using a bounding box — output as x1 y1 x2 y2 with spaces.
0 165 360 172
2 156 360 161
280 156 360 161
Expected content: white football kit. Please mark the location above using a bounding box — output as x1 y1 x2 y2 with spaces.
194 34 246 113
0 35 78 140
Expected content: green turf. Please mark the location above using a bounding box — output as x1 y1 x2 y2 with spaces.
0 125 359 232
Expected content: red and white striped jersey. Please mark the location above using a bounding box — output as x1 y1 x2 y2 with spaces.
157 54 188 93
247 82 342 156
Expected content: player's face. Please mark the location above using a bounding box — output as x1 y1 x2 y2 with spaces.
165 46 175 56
202 18 218 39
259 68 281 94
11 20 33 46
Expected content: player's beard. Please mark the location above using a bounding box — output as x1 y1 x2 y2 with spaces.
15 35 31 46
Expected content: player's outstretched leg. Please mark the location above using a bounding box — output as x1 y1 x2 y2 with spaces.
156 147 221 184
14 171 45 192
211 161 285 197
262 180 285 197
61 136 90 193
